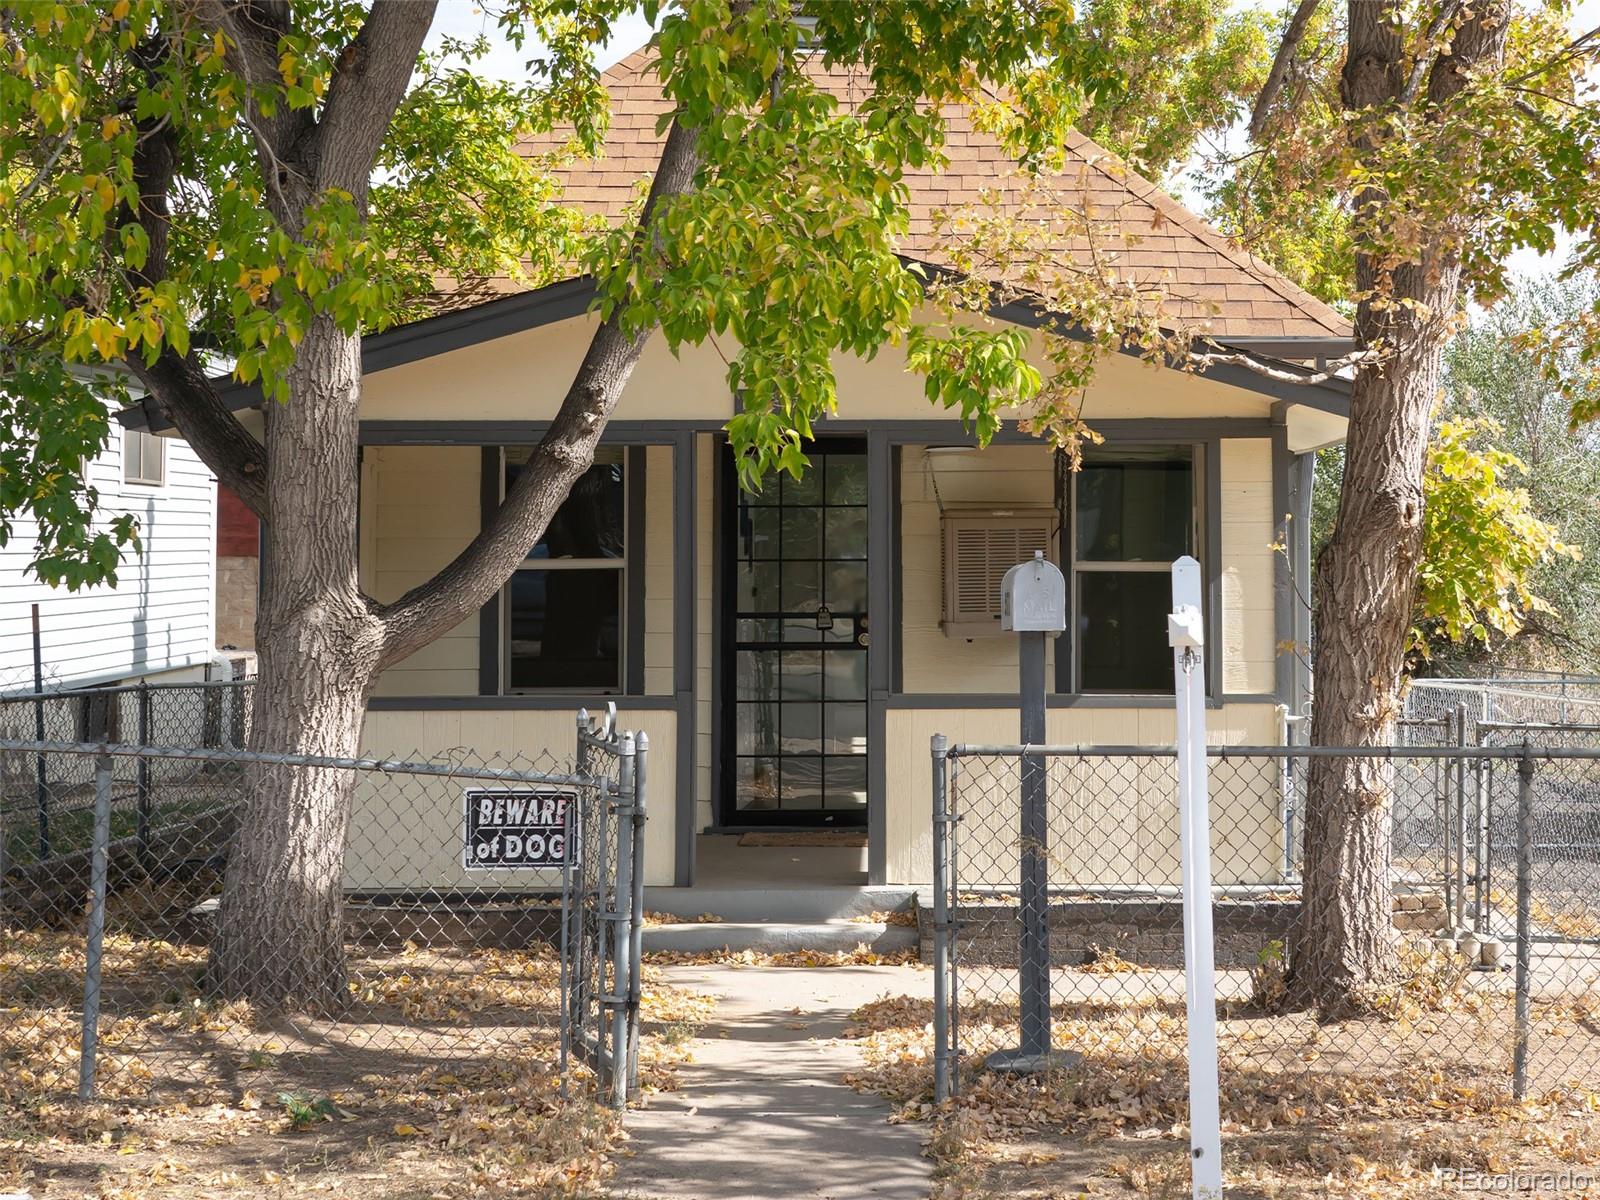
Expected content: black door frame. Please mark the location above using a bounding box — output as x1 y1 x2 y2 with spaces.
716 437 870 829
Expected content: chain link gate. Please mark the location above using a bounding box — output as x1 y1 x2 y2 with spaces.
931 738 1600 1108
0 692 648 1110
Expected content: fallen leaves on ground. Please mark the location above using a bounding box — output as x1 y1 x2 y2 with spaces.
2 928 715 1199
646 944 922 968
841 976 1600 1199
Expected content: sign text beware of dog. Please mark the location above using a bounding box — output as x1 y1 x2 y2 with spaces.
462 787 578 869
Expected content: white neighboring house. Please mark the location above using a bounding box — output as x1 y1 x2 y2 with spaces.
0 425 219 693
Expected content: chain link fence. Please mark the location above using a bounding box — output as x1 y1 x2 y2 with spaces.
0 701 648 1112
930 741 1600 1110
1407 674 1600 729
0 674 253 873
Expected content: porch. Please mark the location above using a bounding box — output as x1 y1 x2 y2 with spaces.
354 408 1318 896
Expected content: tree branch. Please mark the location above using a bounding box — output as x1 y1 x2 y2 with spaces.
376 116 704 669
313 0 438 201
127 351 270 517
1188 342 1379 385
1249 0 1324 141
1399 0 1463 109
191 1 315 219
104 80 269 518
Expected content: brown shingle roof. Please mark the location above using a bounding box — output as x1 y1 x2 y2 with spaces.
442 47 1349 342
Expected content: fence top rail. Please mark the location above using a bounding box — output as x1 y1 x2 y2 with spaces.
0 677 254 701
1478 721 1600 733
0 737 603 788
944 742 1600 761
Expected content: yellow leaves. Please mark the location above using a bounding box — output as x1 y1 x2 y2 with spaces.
391 1122 422 1136
101 115 123 140
111 0 131 18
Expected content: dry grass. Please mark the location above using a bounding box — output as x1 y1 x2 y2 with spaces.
1 928 714 1199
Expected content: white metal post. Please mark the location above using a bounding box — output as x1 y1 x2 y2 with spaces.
1168 556 1224 1200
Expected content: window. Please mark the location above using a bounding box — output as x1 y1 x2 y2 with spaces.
1069 446 1198 693
124 429 165 485
502 447 625 692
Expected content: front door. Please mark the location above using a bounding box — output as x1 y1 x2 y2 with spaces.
722 441 869 826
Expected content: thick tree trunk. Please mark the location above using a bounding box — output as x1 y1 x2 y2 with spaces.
1292 0 1509 1013
208 316 385 1008
1294 275 1452 1008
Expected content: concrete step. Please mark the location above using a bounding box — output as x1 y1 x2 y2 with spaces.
642 884 916 924
642 919 920 956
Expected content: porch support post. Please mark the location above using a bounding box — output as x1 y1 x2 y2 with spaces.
867 431 894 885
1270 409 1315 718
673 430 697 886
1271 415 1293 710
1288 448 1313 719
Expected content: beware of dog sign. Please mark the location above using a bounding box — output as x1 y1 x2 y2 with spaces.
462 787 578 869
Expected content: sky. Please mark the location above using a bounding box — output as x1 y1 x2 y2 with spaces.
423 0 1598 283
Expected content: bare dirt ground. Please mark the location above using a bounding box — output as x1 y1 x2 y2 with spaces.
1 930 714 1200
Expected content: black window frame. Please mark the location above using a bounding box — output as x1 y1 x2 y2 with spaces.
483 445 642 696
1057 441 1215 698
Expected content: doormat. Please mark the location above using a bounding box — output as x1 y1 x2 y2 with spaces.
737 831 868 848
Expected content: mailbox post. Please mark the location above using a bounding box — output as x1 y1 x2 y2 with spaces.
990 551 1072 1073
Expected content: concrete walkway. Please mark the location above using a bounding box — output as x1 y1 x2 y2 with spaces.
612 965 934 1200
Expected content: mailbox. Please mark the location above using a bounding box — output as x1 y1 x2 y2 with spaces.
1000 551 1067 633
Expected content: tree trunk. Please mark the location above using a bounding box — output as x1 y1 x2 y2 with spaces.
1293 0 1508 1013
208 315 385 1008
1294 282 1451 1007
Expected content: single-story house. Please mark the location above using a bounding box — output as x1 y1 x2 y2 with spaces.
126 50 1350 895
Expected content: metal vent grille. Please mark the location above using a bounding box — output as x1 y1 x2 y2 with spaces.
941 510 1056 638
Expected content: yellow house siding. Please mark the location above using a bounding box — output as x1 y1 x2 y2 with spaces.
367 445 481 696
353 707 677 888
356 310 1279 428
883 702 1282 888
1219 439 1277 696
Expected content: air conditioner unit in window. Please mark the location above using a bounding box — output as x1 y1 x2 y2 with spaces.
940 509 1058 638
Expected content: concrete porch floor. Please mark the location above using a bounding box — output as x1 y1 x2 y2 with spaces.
641 835 918 950
692 833 867 887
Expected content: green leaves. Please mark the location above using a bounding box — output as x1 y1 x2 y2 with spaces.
1413 414 1580 656
0 353 138 589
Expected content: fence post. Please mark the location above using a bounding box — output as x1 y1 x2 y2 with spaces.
931 734 951 1104
32 603 49 861
626 731 648 1093
572 710 596 1067
609 731 636 1110
1474 699 1492 935
1512 743 1535 1101
78 751 113 1101
558 778 574 1099
1453 702 1469 933
136 682 151 867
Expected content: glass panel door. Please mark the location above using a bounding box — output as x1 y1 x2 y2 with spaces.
724 443 869 825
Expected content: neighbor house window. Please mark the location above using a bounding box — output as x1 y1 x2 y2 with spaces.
502 447 625 692
1070 446 1198 693
124 429 165 486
